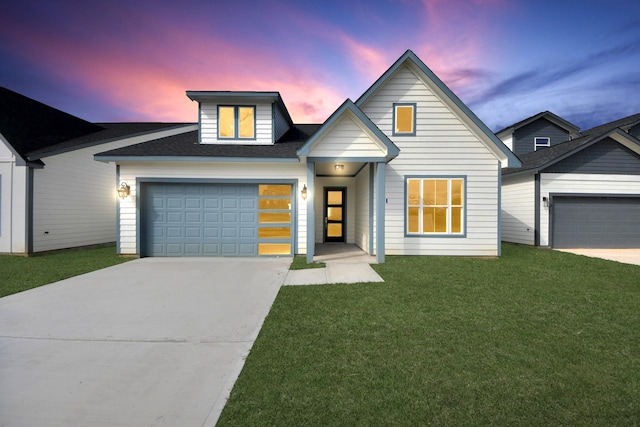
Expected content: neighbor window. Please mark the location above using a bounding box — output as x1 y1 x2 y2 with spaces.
406 177 465 235
534 137 550 151
218 106 255 139
393 103 416 135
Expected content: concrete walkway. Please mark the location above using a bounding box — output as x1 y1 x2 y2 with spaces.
0 257 290 427
555 248 640 266
284 244 384 286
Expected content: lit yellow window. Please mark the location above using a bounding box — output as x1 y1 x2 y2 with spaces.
394 104 415 135
238 107 255 138
406 178 464 235
218 106 255 139
218 106 235 138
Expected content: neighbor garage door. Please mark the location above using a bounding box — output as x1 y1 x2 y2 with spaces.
141 183 293 256
551 196 640 248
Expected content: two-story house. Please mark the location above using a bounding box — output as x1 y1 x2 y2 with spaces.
499 111 640 248
95 50 520 262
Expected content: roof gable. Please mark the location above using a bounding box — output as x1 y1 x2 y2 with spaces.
495 111 580 139
297 99 399 161
355 50 520 168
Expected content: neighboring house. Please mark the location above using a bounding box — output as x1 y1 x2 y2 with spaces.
500 112 640 248
95 50 520 263
0 87 196 254
495 111 580 154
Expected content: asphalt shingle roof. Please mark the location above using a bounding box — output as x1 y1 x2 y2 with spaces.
503 113 640 176
0 86 103 158
26 122 193 159
95 124 322 159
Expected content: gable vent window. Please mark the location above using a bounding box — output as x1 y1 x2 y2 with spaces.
393 103 416 136
534 137 550 151
218 106 256 139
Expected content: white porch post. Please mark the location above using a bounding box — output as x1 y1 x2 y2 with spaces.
306 161 315 263
375 162 385 263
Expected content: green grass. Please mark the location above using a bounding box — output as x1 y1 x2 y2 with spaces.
0 246 131 298
219 244 640 426
289 255 326 270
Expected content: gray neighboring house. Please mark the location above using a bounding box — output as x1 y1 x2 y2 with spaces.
499 111 640 248
0 86 196 254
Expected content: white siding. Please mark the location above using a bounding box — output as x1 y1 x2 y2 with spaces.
355 164 370 251
500 134 513 152
312 176 356 244
307 114 387 158
31 126 196 253
117 162 307 255
200 103 273 145
0 140 29 253
360 65 501 256
539 173 640 246
501 174 535 245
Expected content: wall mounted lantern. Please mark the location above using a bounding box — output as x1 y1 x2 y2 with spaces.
301 184 308 200
542 196 548 207
117 182 130 199
335 164 344 171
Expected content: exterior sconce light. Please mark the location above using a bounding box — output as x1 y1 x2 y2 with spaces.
543 196 548 207
335 164 344 171
117 182 130 199
301 184 308 200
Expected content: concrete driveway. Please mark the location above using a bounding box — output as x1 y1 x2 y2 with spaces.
0 257 290 427
555 248 640 266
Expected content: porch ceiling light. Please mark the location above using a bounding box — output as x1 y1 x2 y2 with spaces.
301 184 308 200
117 182 130 199
335 164 344 171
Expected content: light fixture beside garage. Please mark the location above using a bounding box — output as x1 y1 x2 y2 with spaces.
117 182 130 199
301 184 308 200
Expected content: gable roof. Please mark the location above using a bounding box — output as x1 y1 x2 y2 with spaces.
0 86 103 161
503 113 640 176
297 99 399 161
356 50 520 168
495 111 580 139
95 124 320 162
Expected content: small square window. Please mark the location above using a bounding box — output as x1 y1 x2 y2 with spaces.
534 137 550 151
393 103 416 135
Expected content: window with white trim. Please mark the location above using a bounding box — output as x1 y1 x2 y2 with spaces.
407 177 465 235
218 105 256 139
534 137 550 151
393 103 416 135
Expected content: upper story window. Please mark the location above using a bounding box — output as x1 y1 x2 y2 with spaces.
218 106 256 139
534 137 550 151
393 103 416 136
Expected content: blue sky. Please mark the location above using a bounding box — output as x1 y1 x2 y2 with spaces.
1 0 639 131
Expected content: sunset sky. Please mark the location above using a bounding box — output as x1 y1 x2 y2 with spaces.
2 0 639 131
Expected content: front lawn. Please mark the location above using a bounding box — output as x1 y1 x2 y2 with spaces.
0 246 131 298
219 244 640 426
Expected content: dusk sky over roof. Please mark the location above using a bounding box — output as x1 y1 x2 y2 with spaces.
2 0 639 131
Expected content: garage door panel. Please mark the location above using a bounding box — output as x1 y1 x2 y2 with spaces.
142 183 292 257
166 212 183 222
552 196 640 248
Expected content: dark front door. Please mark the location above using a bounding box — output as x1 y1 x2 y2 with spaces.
324 187 346 243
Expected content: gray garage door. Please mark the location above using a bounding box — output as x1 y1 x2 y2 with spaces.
552 196 640 248
141 183 293 257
